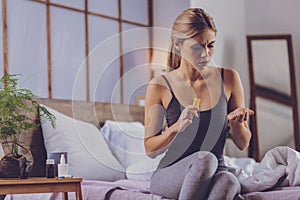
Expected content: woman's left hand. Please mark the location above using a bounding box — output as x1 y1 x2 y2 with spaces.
227 107 254 123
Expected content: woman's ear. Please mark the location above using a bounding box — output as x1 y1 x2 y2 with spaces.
174 39 182 51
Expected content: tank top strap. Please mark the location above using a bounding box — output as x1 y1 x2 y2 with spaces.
221 67 224 81
220 68 226 98
161 75 175 97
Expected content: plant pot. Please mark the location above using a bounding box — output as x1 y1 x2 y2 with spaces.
0 156 29 179
0 141 33 179
0 156 19 178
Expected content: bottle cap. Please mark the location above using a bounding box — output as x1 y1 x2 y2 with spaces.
46 158 55 165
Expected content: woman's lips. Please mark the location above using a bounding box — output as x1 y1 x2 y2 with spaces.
197 61 209 66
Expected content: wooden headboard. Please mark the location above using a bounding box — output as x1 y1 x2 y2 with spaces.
22 98 144 177
35 98 145 126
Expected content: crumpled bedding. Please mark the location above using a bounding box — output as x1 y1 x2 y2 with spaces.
236 146 300 194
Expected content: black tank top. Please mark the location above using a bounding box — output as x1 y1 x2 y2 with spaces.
157 68 228 171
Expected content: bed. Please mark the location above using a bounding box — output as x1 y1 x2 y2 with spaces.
2 98 300 200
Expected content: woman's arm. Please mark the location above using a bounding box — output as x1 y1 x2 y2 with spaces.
144 78 177 158
144 77 198 158
226 68 254 150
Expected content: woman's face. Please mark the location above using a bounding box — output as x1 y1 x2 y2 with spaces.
178 29 216 70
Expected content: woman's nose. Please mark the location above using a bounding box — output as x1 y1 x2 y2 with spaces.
200 47 209 58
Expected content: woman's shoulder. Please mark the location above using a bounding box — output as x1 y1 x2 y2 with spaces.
218 67 240 81
146 73 172 105
147 73 171 93
219 67 242 94
149 71 177 85
149 73 167 85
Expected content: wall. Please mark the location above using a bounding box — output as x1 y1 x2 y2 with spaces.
153 0 189 29
151 0 190 72
245 0 300 128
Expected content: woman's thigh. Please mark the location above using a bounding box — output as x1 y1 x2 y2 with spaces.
150 151 218 199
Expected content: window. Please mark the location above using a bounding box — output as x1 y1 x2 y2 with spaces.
1 0 153 104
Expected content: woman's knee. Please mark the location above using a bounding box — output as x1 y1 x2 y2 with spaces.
196 151 218 168
207 171 241 200
215 171 241 192
188 151 218 175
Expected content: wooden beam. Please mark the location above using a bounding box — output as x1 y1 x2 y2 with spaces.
2 0 8 75
148 0 153 79
118 0 124 104
286 35 300 152
255 85 291 106
46 0 52 98
85 0 90 101
247 36 260 161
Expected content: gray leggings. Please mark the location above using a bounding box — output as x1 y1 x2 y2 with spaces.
150 151 241 200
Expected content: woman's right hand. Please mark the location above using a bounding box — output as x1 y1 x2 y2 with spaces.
175 105 199 133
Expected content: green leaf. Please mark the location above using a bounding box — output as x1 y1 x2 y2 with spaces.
0 74 56 157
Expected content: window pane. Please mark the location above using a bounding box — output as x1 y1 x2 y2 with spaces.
122 23 150 104
50 0 84 10
121 0 148 25
92 57 121 103
7 0 48 97
89 0 118 18
51 7 86 100
89 16 120 103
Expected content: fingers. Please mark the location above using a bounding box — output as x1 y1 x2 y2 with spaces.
239 112 247 123
178 105 198 133
183 111 196 120
243 112 248 122
248 109 255 115
184 105 199 119
227 108 254 123
181 105 199 121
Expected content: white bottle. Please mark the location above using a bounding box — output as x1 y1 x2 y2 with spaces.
58 154 69 177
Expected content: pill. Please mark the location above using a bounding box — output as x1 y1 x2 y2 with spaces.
193 97 201 108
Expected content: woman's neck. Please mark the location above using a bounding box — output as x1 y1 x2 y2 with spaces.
176 66 210 85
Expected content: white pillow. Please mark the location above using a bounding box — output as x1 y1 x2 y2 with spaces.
40 105 126 181
100 120 164 180
100 120 148 169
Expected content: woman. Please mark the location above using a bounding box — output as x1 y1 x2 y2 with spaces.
144 8 254 200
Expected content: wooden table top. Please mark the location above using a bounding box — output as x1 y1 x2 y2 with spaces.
0 177 82 185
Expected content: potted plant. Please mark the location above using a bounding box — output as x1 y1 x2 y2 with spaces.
0 74 55 178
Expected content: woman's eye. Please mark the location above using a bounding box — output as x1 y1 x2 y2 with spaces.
192 46 203 50
208 45 214 48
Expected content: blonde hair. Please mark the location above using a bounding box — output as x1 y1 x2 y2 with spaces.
167 8 217 70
